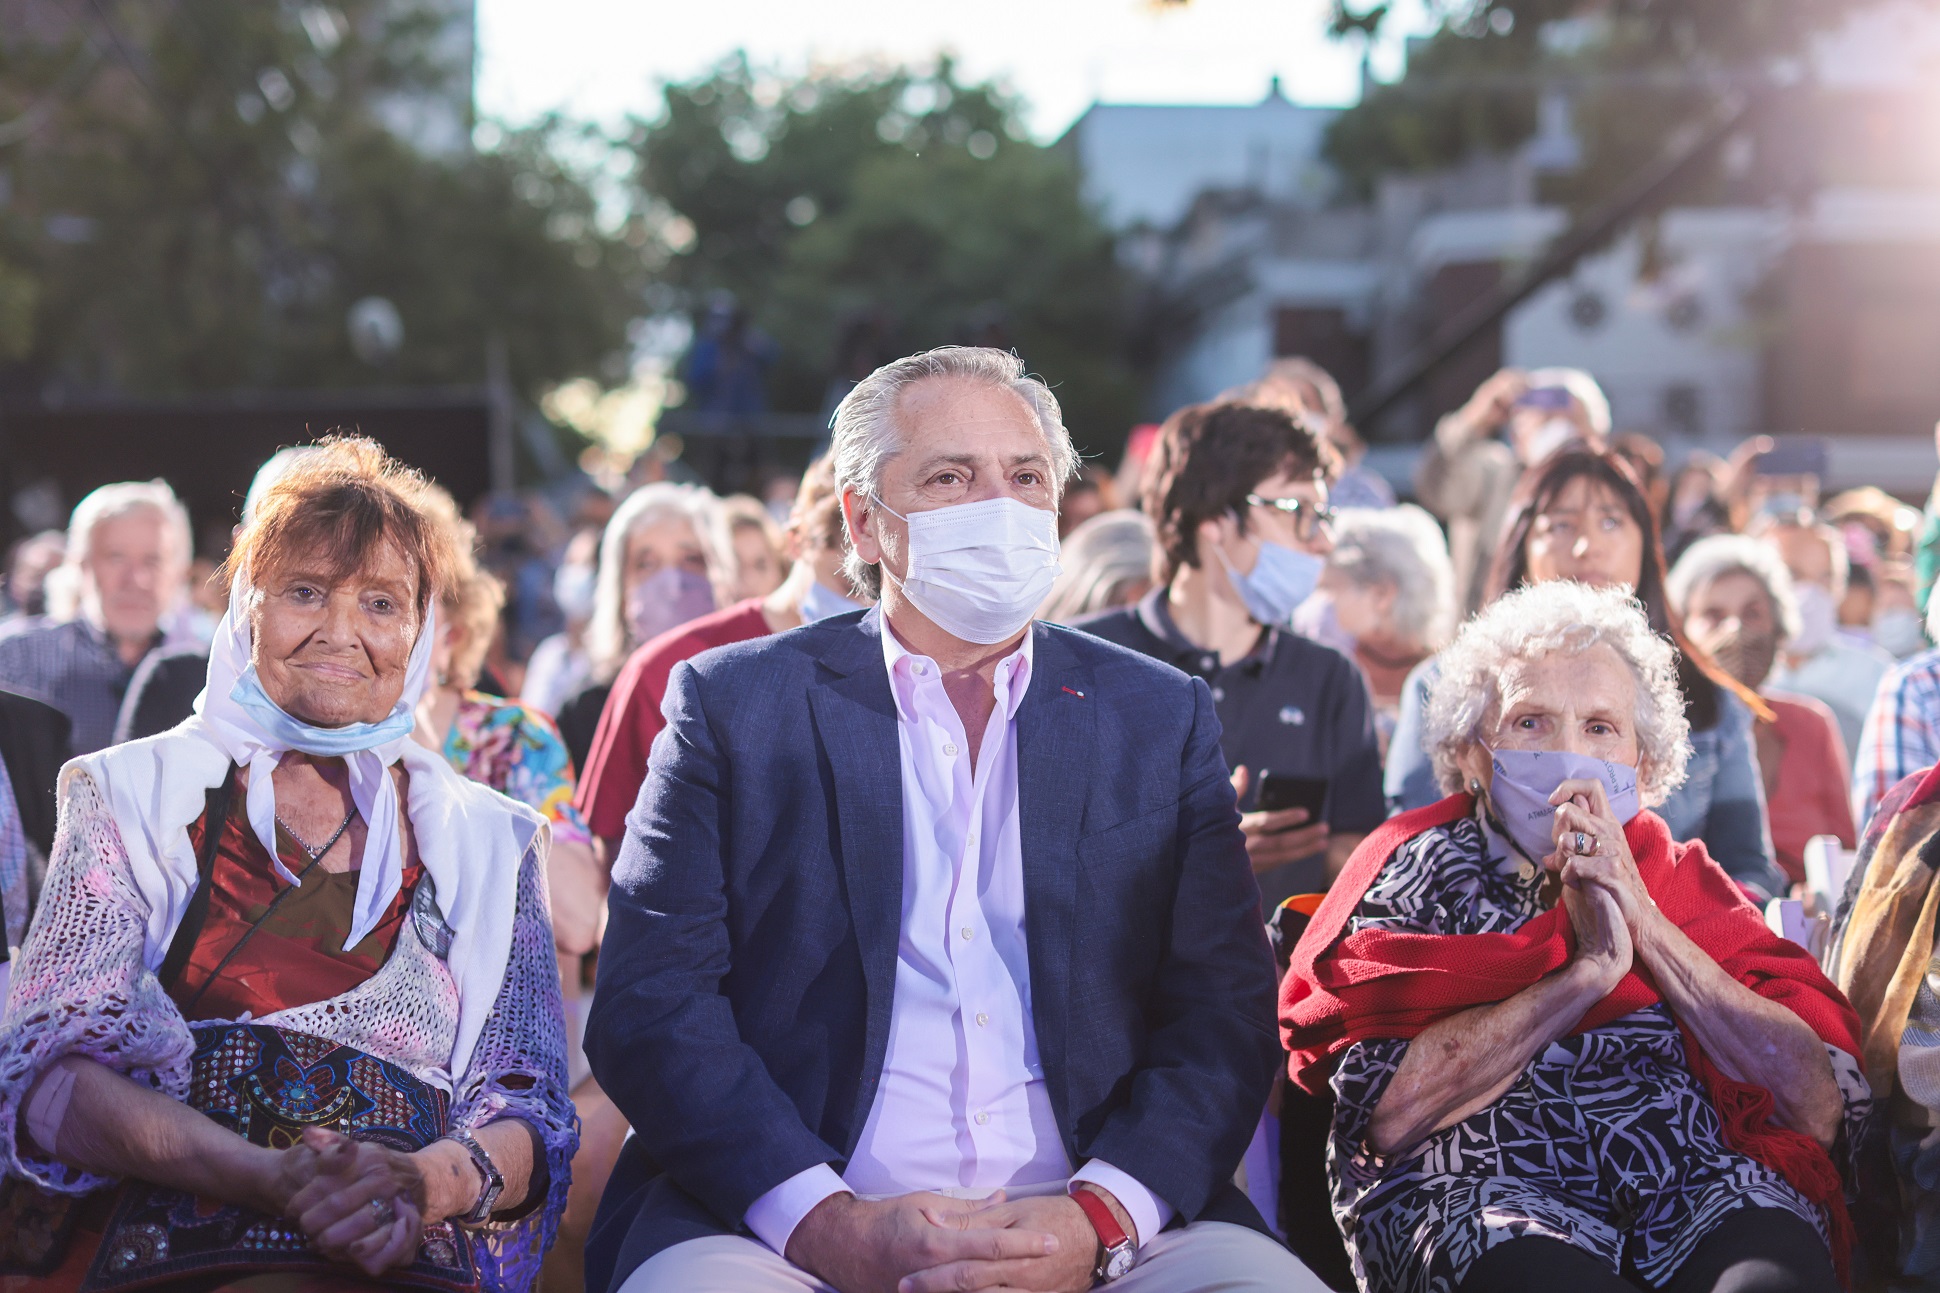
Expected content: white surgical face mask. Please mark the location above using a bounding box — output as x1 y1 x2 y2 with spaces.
872 493 1061 645
1874 606 1927 659
1791 582 1837 656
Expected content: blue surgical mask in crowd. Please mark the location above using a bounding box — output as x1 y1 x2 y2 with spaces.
1484 748 1641 866
625 567 716 646
799 576 866 623
1216 536 1324 628
871 494 1061 645
552 562 597 623
1873 606 1927 659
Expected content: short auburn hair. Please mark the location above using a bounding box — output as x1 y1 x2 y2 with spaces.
1141 400 1338 582
223 434 458 615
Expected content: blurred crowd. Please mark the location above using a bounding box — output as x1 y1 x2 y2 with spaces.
5 350 1940 1293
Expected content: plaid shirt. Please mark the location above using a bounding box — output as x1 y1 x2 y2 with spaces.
1852 645 1940 833
0 616 150 757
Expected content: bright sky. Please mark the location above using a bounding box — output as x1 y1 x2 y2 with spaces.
475 0 1432 141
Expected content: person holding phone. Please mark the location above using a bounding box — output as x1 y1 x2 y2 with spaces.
1412 366 1611 615
1080 401 1384 909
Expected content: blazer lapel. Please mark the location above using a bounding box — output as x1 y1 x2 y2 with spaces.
805 612 907 1147
1015 622 1095 1144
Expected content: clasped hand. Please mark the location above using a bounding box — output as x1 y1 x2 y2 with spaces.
1541 777 1659 993
264 1127 428 1277
788 1189 1103 1293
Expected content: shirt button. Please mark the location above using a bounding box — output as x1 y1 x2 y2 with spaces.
1211 687 1225 702
961 927 975 941
976 1012 990 1028
913 662 927 675
943 742 959 757
974 1111 990 1125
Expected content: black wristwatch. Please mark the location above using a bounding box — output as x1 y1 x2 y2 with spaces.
447 1128 505 1226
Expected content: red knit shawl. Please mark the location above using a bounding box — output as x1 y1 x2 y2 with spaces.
1281 793 1864 1278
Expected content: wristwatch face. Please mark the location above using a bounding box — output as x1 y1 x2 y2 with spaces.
1104 1244 1136 1280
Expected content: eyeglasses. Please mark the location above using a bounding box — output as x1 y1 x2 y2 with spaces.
1246 493 1336 541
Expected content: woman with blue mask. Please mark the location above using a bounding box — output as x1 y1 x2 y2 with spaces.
1083 400 1387 909
1386 447 1786 903
1284 580 1871 1293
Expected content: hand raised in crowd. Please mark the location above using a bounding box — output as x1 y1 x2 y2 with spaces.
785 1190 1062 1293
282 1127 427 1277
1230 765 1328 876
1441 367 1529 447
900 1192 1106 1293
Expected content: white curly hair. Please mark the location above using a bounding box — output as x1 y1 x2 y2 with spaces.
1425 580 1692 806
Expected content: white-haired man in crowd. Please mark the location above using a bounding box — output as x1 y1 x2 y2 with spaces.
1414 365 1612 614
0 479 194 756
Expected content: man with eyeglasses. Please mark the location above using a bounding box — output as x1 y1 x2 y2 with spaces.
1082 401 1383 910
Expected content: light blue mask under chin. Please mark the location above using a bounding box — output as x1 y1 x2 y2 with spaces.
798 577 866 623
1219 540 1325 628
230 665 419 757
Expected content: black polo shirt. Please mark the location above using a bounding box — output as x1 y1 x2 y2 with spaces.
1078 589 1385 908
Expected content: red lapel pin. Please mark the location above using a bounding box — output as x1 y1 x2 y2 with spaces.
1061 685 1086 699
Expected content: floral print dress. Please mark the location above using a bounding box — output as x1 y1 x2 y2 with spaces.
442 691 593 850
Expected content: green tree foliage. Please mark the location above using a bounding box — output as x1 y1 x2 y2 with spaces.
633 56 1141 453
0 1 645 399
1324 0 1865 209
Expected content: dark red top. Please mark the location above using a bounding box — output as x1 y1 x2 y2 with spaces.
574 600 772 842
172 798 422 1023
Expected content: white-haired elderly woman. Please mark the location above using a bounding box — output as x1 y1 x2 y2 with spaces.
0 437 575 1292
1668 535 1854 888
1295 505 1455 755
553 481 720 773
1283 581 1872 1293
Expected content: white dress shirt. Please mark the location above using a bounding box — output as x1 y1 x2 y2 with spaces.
743 619 1174 1256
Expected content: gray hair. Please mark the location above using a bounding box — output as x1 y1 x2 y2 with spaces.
1326 505 1456 653
829 346 1078 597
1666 533 1801 644
588 481 719 681
241 447 322 526
1426 580 1692 806
1038 509 1156 624
1525 366 1612 438
65 479 192 574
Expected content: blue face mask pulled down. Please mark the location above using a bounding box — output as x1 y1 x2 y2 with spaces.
1218 539 1324 628
230 665 419 757
799 577 866 623
1486 748 1641 865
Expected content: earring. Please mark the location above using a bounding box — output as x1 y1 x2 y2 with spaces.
1468 778 1483 795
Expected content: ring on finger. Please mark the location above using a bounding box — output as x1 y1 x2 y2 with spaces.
368 1197 396 1227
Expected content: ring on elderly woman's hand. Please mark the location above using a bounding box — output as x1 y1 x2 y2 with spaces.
368 1197 397 1226
1573 831 1595 856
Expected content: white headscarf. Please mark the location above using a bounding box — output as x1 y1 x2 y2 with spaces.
194 587 435 951
71 586 540 1085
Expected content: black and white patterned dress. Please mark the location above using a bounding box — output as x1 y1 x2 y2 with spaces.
1328 815 1870 1293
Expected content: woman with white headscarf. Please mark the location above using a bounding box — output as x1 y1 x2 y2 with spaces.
0 437 574 1293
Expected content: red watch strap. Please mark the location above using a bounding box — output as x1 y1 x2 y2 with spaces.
1070 1185 1131 1252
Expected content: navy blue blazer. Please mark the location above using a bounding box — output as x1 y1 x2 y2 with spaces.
584 610 1281 1291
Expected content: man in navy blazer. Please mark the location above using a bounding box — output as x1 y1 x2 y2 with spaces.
586 347 1321 1293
